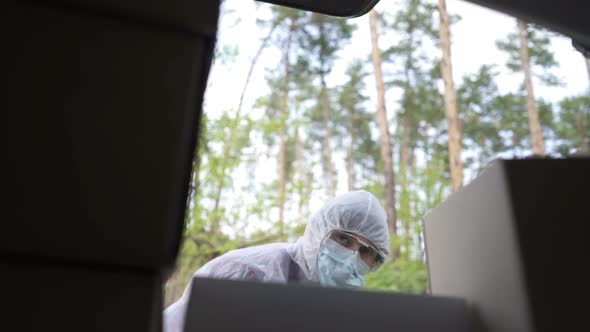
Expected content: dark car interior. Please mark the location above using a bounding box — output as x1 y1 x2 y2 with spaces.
3 0 588 331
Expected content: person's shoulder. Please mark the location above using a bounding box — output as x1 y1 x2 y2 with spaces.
228 242 292 257
195 243 294 282
221 243 293 268
195 256 258 281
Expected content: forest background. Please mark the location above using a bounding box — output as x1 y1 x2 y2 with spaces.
164 0 590 305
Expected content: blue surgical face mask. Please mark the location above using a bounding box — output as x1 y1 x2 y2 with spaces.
316 238 370 288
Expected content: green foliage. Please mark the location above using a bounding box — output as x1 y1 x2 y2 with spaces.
296 13 356 78
458 65 506 169
458 62 558 168
383 0 438 70
496 23 561 86
553 94 590 155
336 60 380 186
377 1 447 269
383 0 444 156
167 0 582 305
215 44 240 65
366 153 449 294
366 259 428 294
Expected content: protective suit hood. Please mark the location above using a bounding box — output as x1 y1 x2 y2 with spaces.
289 190 390 281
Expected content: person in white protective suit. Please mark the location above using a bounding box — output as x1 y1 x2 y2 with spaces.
164 190 390 332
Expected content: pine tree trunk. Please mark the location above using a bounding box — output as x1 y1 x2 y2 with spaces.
347 144 354 191
278 121 287 238
518 19 545 156
278 20 295 238
400 112 411 260
437 0 463 191
369 10 397 244
295 126 305 211
211 185 224 233
575 112 585 149
321 83 336 196
319 20 336 197
400 112 410 175
347 108 355 191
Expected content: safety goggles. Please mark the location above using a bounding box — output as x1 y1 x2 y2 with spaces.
327 230 385 271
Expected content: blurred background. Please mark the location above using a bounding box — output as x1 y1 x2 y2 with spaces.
165 0 589 305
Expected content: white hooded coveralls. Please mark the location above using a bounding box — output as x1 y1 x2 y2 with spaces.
164 190 390 332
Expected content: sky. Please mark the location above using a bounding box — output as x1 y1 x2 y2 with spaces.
201 0 589 237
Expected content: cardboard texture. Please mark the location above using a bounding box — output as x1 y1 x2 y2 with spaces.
425 158 590 332
185 277 470 332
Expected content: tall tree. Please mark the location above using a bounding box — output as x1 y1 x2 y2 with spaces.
337 60 377 191
497 22 560 156
458 65 506 171
384 0 443 180
341 62 362 191
380 0 442 258
256 7 307 238
437 0 463 191
297 13 355 196
369 9 397 246
209 20 278 227
583 54 590 84
277 18 295 239
518 20 544 155
554 94 590 154
290 55 320 222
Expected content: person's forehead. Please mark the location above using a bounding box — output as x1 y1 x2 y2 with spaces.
338 230 376 248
